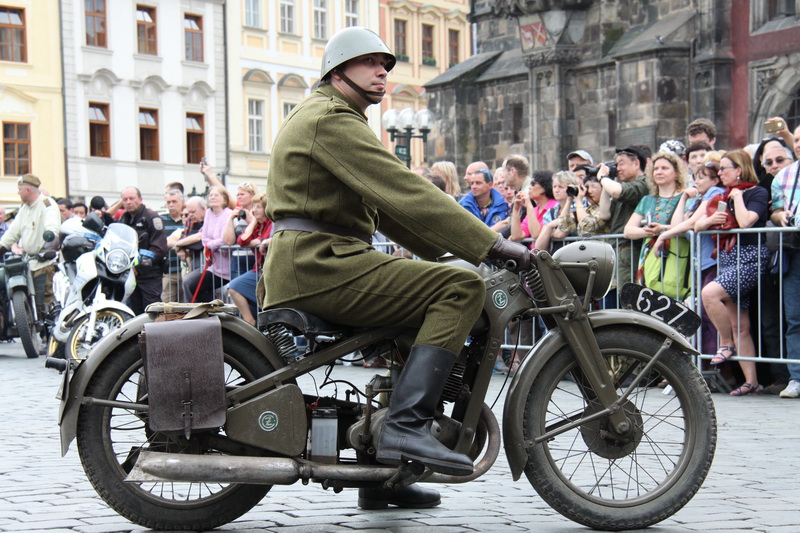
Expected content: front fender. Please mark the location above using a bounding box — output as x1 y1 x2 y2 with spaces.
58 312 286 456
6 274 30 292
91 300 135 318
502 309 698 481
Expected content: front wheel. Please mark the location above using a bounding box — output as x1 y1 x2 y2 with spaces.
76 333 276 530
65 309 133 360
522 327 717 531
11 290 40 358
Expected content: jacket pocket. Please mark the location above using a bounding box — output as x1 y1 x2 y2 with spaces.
330 241 371 257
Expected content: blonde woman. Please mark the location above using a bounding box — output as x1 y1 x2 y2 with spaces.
431 161 462 199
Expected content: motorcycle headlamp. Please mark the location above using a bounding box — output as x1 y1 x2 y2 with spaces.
552 240 616 301
106 249 131 274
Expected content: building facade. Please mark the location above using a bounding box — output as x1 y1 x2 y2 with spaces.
0 0 66 203
425 0 800 173
60 0 226 206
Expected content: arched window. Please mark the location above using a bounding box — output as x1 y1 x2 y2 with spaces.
785 85 800 130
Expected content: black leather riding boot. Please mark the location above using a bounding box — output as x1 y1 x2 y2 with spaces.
357 484 441 510
375 345 474 476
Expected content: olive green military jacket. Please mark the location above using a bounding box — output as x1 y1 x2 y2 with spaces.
263 86 498 307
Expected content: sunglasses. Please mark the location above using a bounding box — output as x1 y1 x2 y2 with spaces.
764 156 789 166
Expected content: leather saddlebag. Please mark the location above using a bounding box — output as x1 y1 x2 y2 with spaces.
140 316 226 438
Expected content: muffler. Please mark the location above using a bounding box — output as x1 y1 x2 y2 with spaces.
126 451 400 485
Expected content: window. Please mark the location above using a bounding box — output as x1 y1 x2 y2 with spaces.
2 122 30 175
248 100 263 153
279 0 294 34
448 29 459 67
394 20 407 58
512 104 523 144
139 108 159 161
313 0 327 40
0 7 26 62
422 24 434 65
785 86 800 131
186 113 204 164
88 103 111 158
769 0 796 18
184 14 203 62
85 0 107 47
136 5 157 55
245 0 261 28
283 102 296 119
345 0 358 27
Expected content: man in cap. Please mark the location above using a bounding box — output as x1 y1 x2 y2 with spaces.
597 146 650 305
264 26 531 509
0 174 62 325
567 149 594 172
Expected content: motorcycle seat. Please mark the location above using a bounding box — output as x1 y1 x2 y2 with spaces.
258 308 352 337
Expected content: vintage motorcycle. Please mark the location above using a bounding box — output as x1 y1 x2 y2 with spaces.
56 240 716 531
0 231 58 358
47 214 137 362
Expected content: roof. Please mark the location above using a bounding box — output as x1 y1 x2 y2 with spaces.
424 51 502 89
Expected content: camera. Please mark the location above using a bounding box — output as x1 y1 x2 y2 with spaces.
238 209 247 218
566 186 579 197
575 162 617 180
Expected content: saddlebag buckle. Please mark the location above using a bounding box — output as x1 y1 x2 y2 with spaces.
140 316 226 439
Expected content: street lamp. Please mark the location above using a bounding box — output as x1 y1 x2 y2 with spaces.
382 108 432 168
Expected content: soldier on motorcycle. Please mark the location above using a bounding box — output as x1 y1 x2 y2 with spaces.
263 27 530 509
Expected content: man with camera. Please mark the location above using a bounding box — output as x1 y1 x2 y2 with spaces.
597 146 650 305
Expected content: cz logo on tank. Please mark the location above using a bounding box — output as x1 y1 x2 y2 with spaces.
258 411 279 432
492 290 508 309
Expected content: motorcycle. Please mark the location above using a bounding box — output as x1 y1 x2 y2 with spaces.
0 231 58 358
55 240 717 531
47 214 137 363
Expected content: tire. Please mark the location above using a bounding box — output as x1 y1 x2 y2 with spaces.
522 327 717 531
66 309 133 360
76 333 276 530
12 290 40 358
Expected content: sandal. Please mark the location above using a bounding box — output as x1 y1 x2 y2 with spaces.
730 382 763 396
710 345 736 365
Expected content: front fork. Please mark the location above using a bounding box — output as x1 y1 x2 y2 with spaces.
82 281 103 343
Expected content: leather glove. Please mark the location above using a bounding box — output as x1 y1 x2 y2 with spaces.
0 246 7 257
487 235 534 273
39 250 57 261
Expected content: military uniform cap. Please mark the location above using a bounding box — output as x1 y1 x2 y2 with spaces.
320 26 396 80
17 174 41 188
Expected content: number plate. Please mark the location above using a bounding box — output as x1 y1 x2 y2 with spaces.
620 283 701 336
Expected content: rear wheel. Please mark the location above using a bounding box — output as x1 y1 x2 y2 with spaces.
522 328 716 530
12 290 40 358
76 333 276 530
66 309 133 360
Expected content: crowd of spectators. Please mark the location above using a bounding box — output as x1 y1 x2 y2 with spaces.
10 116 800 392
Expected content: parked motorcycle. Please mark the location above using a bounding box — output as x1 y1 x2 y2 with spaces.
48 214 137 363
0 231 57 358
56 240 716 530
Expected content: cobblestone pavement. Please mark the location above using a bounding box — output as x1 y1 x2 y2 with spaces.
0 341 799 533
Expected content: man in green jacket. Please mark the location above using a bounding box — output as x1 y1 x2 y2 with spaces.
264 27 530 509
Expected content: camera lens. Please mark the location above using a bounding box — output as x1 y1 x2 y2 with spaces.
566 186 578 197
239 209 246 218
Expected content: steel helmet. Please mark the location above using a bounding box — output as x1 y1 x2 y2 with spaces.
320 27 396 80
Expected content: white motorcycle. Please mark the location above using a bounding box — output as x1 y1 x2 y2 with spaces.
48 214 138 362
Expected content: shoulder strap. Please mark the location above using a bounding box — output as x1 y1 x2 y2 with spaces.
788 162 800 215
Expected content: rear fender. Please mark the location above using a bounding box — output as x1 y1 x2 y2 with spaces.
58 312 285 456
502 309 698 481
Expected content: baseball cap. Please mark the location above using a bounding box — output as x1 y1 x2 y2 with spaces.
615 146 648 170
659 139 686 157
567 150 594 165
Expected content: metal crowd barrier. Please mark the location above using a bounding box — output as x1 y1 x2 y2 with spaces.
160 226 800 369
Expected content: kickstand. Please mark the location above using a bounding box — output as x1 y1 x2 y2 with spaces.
384 461 426 490
701 370 733 393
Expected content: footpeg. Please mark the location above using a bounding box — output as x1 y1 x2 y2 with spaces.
384 461 426 490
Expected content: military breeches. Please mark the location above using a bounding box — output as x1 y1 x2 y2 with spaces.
281 259 485 354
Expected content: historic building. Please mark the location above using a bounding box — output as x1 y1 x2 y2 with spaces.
0 0 66 203
60 0 226 205
425 0 800 173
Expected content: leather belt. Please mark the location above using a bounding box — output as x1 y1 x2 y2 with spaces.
273 217 373 244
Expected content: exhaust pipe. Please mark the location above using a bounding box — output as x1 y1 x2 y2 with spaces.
127 451 400 485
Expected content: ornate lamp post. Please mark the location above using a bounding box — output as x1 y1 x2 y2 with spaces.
381 108 432 168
